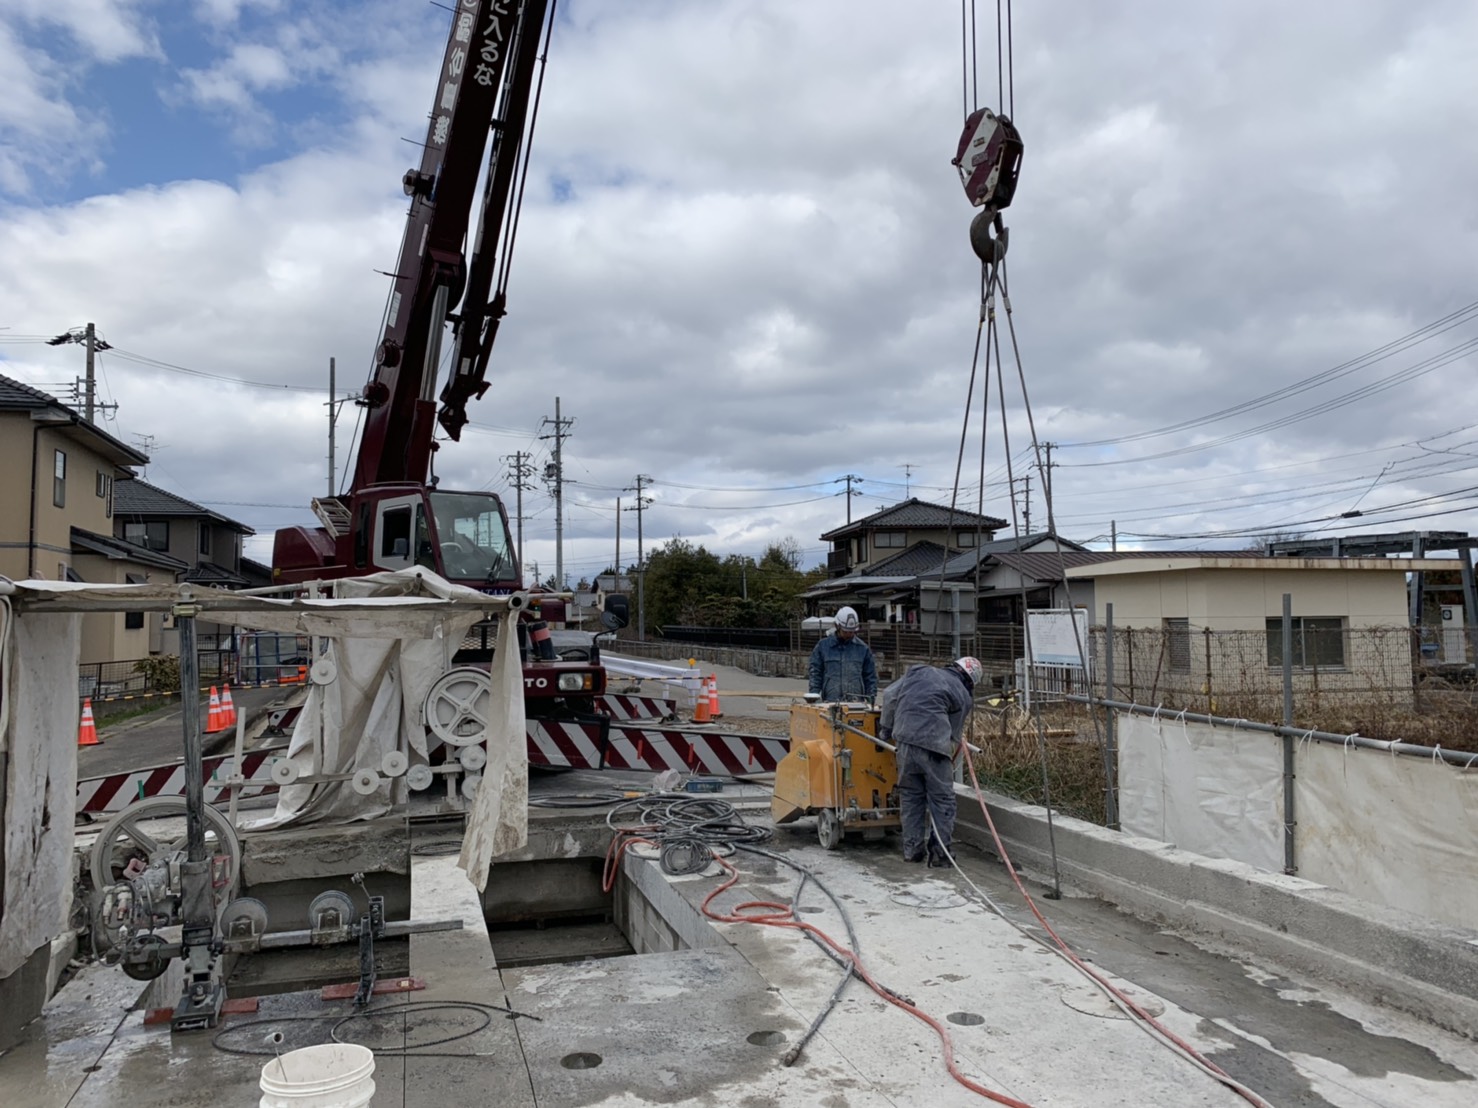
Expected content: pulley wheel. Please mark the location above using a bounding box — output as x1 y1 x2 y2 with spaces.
381 750 409 778
461 774 482 799
309 889 356 929
406 764 435 792
89 796 242 896
351 769 381 796
310 657 338 685
120 934 172 981
458 745 487 772
220 897 270 939
270 759 300 786
424 668 493 747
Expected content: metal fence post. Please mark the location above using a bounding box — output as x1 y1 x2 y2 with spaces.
1281 593 1297 874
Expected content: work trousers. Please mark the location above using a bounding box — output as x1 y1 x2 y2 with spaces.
895 742 957 862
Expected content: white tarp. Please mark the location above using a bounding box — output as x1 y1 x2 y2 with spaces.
458 611 528 891
1116 712 1284 873
0 607 80 977
1298 740 1478 931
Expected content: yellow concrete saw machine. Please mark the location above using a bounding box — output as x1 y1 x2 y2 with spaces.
771 700 901 849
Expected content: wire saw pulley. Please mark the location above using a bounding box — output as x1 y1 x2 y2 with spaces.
951 107 1023 266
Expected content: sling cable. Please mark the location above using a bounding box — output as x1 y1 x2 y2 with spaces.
941 5 1275 1106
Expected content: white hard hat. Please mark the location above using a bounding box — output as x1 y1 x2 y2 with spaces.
954 657 983 686
835 606 860 632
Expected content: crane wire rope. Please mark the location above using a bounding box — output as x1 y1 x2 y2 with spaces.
942 6 1273 1103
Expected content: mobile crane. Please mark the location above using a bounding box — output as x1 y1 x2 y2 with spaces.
272 0 609 712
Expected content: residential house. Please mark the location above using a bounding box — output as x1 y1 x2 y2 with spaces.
1067 554 1467 711
0 373 173 665
821 498 1005 578
113 477 255 653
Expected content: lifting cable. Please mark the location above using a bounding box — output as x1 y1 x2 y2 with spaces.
944 8 1274 1106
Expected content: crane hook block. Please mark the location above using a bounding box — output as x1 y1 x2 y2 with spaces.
952 107 1023 213
969 209 1009 266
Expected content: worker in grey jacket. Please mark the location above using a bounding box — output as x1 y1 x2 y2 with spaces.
807 606 878 702
880 657 981 866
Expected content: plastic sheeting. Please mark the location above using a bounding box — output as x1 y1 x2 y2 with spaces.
458 610 528 891
1298 740 1478 931
1116 712 1284 873
0 608 80 977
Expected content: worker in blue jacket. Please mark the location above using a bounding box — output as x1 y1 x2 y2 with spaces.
807 606 878 702
880 657 982 866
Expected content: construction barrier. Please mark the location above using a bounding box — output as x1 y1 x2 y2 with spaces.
528 720 786 775
76 747 287 814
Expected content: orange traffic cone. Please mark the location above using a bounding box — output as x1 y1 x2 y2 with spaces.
206 686 225 733
707 675 722 719
220 684 237 727
693 681 712 723
77 698 101 747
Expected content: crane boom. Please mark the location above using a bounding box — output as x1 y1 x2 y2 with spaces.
353 0 549 488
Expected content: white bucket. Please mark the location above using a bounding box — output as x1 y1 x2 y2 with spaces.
259 1043 376 1108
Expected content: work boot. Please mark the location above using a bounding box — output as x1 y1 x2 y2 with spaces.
926 852 950 869
904 850 925 864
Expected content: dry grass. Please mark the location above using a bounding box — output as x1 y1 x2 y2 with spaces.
963 703 1108 825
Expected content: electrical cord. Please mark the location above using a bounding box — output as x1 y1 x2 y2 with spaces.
946 765 1275 1108
211 999 541 1059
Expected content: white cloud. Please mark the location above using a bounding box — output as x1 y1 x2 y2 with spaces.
3 0 1478 577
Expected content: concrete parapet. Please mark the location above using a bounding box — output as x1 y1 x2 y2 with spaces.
954 786 1478 1039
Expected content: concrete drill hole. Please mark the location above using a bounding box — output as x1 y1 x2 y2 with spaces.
947 1012 985 1026
797 905 824 914
747 1030 788 1046
561 1052 603 1070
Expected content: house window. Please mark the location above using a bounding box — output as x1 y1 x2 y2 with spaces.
124 520 170 551
874 531 906 548
199 523 211 557
124 572 146 629
955 531 979 548
1266 616 1346 670
95 471 113 517
53 450 66 507
1164 618 1190 673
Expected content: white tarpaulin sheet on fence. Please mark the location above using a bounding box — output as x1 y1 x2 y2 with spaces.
1298 740 1478 931
1116 711 1284 873
458 611 528 891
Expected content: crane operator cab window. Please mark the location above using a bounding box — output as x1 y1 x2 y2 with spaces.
428 491 516 585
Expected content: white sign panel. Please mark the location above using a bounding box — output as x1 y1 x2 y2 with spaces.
1026 608 1090 668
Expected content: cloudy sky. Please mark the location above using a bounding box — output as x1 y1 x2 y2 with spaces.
3 0 1476 583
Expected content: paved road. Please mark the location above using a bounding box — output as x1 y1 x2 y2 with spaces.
77 685 303 779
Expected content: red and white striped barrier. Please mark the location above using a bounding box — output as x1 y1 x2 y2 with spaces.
76 719 782 815
76 747 287 815
528 720 787 775
594 694 676 721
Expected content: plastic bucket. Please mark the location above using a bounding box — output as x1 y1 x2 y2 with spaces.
259 1043 376 1108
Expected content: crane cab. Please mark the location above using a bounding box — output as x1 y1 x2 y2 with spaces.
273 485 521 593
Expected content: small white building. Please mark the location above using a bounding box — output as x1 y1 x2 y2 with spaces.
1066 555 1466 712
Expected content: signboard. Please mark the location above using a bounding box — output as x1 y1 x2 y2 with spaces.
1026 608 1090 669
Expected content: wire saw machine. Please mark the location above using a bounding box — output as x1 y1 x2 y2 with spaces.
771 700 901 849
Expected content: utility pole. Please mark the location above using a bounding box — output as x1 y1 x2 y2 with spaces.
1041 442 1056 519
614 496 621 585
1111 520 1118 551
1014 474 1032 534
504 451 536 574
624 475 653 640
47 322 114 423
327 357 336 496
839 474 864 522
540 397 574 588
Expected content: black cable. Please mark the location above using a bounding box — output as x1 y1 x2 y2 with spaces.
211 1000 541 1059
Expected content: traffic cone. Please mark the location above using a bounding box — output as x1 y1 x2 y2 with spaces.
77 698 101 747
220 684 237 727
692 682 711 723
206 686 225 733
707 675 722 719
